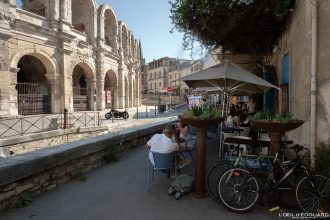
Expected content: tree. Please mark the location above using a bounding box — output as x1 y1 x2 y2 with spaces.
170 0 295 56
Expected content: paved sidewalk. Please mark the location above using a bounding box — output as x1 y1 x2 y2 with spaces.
1 139 280 220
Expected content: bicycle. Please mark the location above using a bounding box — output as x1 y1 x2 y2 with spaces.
217 144 330 213
206 140 291 204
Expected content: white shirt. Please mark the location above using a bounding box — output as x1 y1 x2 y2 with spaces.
147 133 179 165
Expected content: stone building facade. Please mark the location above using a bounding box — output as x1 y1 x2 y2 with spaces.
268 0 330 148
0 0 142 117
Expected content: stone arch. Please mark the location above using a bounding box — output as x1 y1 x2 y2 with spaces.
72 0 96 43
99 5 118 53
104 69 118 109
71 62 96 111
21 0 49 18
10 49 58 115
10 48 57 74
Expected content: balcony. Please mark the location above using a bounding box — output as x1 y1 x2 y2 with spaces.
16 8 50 29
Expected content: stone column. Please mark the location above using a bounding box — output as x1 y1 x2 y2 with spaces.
117 67 124 109
49 0 60 29
128 69 133 108
45 73 62 113
99 16 105 41
0 68 19 117
96 49 105 111
87 79 96 111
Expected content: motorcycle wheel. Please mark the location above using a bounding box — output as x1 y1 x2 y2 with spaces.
123 112 129 119
105 112 112 119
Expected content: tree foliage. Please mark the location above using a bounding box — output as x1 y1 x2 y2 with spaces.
170 0 295 56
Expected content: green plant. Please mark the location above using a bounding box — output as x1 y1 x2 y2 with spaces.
183 106 222 120
76 127 81 134
170 0 295 56
72 167 88 181
16 192 33 208
273 112 293 122
251 112 297 123
314 140 330 177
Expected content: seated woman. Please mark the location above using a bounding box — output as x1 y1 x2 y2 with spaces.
226 110 237 128
176 119 196 149
238 109 251 127
176 119 196 163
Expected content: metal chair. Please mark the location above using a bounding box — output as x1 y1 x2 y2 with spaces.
180 138 196 161
219 131 239 157
238 126 251 137
147 151 175 192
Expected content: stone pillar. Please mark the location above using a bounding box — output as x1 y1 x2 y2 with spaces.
45 73 62 113
118 67 124 109
60 52 74 112
128 70 133 108
0 68 19 117
96 49 105 111
99 16 105 41
0 11 18 117
49 0 60 29
87 79 96 111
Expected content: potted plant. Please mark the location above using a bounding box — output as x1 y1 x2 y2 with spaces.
251 112 304 155
181 106 224 129
181 106 225 198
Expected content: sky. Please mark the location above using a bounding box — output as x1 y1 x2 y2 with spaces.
16 0 203 63
99 0 203 62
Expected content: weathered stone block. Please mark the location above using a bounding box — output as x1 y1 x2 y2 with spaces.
3 183 17 192
0 190 15 202
15 182 33 194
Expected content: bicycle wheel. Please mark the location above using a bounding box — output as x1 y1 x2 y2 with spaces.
206 160 234 203
296 174 330 213
218 167 259 213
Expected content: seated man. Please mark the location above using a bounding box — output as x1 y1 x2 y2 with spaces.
146 123 191 169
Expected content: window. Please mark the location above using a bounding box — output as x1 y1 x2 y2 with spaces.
159 71 161 77
154 72 156 78
159 82 161 86
170 75 172 80
154 83 157 89
150 84 152 89
150 73 152 79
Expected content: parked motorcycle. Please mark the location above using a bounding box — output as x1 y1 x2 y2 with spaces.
105 109 129 120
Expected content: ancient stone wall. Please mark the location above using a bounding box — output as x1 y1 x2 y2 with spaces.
0 0 143 117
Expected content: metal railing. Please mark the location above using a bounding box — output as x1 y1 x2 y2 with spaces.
0 112 101 139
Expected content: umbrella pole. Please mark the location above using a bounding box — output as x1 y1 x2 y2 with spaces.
222 92 226 116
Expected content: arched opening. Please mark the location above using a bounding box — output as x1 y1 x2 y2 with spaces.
104 9 118 53
104 70 117 109
72 0 95 42
21 0 47 17
72 64 95 111
16 55 50 115
124 77 129 109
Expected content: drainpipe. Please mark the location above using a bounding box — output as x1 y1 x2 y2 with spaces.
310 0 317 164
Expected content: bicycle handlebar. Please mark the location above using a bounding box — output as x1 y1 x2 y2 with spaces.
290 144 309 152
